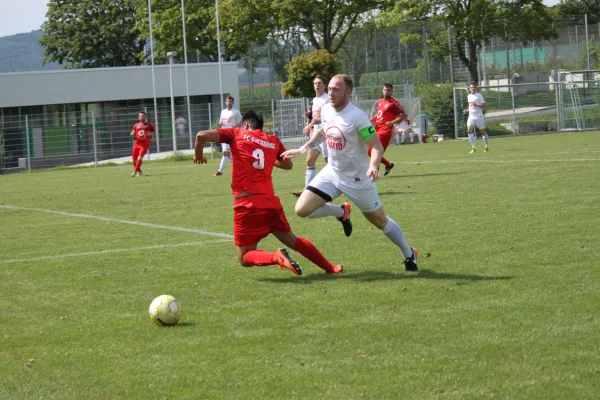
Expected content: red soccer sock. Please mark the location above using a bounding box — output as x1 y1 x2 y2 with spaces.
134 159 142 172
381 157 391 168
242 250 277 266
293 237 335 273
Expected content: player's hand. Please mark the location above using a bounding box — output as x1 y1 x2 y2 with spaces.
303 126 311 135
367 165 380 182
385 121 395 127
463 109 469 115
193 155 207 164
281 148 303 159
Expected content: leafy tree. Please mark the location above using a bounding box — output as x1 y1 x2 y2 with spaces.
40 0 145 68
271 0 390 54
282 50 342 97
555 0 600 25
135 0 273 63
382 0 556 83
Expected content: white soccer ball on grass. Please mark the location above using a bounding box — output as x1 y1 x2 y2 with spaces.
149 295 182 326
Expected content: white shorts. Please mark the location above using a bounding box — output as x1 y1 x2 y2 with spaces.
467 115 486 130
307 165 382 213
221 143 231 152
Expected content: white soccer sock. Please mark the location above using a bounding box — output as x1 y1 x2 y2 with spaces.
307 203 345 219
468 133 476 147
482 134 489 147
305 166 317 188
382 217 412 259
218 156 228 173
399 133 404 144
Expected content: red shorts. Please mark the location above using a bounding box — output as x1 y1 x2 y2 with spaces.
233 195 291 247
132 142 150 159
377 134 392 151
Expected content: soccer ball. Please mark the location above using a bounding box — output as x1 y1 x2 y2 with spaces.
438 137 444 143
149 295 182 326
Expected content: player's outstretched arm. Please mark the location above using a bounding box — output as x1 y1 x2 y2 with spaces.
282 128 326 159
194 130 220 164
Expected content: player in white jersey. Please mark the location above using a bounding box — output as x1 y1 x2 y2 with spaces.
282 74 419 272
292 75 329 197
214 95 243 176
464 82 489 153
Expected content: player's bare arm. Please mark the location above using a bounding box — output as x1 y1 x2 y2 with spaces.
365 135 384 182
275 158 293 170
130 130 135 137
386 113 407 127
281 128 326 159
193 130 220 164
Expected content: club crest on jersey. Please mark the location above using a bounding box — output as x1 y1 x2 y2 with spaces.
325 126 347 151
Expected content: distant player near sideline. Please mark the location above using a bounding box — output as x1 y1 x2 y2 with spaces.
214 95 243 176
464 82 489 153
370 83 407 176
193 108 343 276
282 75 418 272
130 111 155 177
292 75 329 197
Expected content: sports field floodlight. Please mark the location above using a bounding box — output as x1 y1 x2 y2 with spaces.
167 51 178 151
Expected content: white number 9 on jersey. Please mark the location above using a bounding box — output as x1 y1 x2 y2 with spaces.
252 148 265 169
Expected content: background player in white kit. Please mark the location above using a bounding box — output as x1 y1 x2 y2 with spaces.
214 95 243 176
464 82 489 153
282 74 419 272
292 75 329 197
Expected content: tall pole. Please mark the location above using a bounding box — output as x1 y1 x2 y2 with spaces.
147 0 160 153
168 54 177 151
215 0 224 105
181 0 193 149
585 14 591 70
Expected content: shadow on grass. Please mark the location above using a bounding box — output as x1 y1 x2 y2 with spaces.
159 321 197 328
257 269 512 284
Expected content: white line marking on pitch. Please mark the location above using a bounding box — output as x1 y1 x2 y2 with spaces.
0 240 231 264
0 205 233 239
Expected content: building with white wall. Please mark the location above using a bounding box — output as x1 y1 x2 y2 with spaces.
0 62 239 169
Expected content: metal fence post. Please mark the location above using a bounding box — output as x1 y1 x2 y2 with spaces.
208 102 214 159
271 99 276 137
510 84 517 133
92 111 98 167
585 14 591 70
25 115 31 172
453 88 459 139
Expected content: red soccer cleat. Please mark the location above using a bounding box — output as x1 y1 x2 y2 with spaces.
274 248 303 276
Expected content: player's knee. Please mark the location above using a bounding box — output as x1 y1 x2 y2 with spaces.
237 256 249 267
295 203 311 218
223 151 231 157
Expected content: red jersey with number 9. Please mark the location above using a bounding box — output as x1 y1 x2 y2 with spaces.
217 128 286 199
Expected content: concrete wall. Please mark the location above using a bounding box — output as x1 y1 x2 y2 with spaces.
0 62 239 108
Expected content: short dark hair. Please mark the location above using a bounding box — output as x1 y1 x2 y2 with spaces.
314 75 326 84
383 83 393 90
470 82 478 86
139 111 146 115
226 95 235 101
243 108 264 130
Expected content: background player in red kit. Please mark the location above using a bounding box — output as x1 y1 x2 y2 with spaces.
369 83 407 176
193 109 342 276
130 111 155 177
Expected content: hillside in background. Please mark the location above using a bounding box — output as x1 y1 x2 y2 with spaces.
0 30 61 73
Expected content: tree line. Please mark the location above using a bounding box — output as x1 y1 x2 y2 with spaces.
39 0 600 92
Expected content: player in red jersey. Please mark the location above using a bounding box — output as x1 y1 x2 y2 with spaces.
369 83 407 176
193 108 342 276
130 111 155 177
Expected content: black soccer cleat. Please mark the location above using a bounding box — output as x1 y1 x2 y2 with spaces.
337 202 353 237
403 248 419 272
384 162 395 176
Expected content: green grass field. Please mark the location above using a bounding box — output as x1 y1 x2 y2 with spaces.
1 132 600 399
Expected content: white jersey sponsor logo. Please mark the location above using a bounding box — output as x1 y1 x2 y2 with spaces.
320 102 373 180
220 108 243 128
